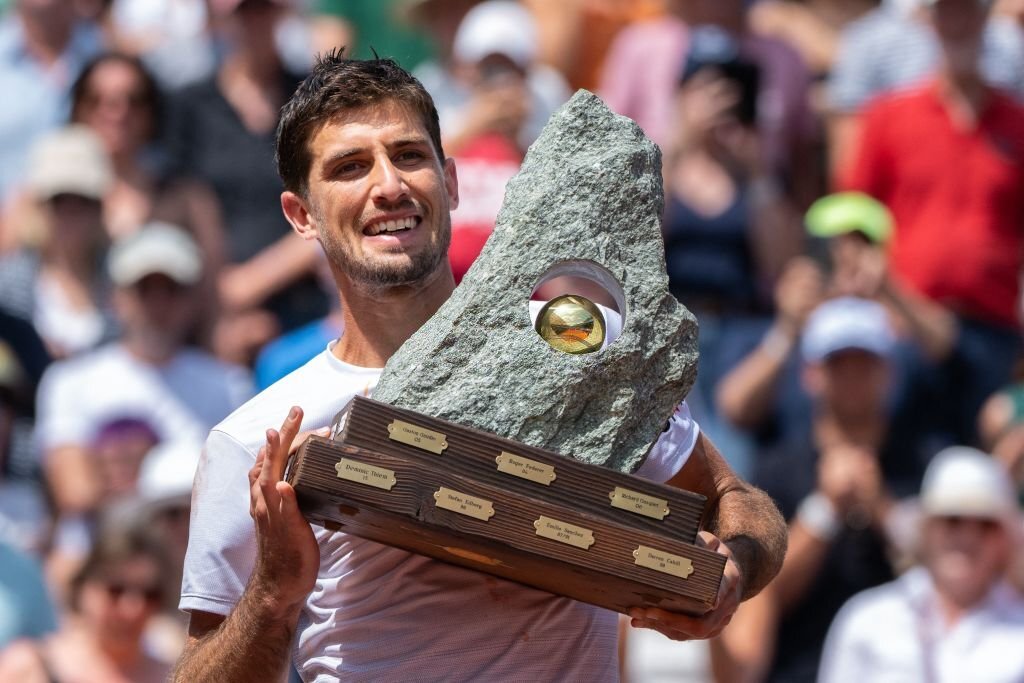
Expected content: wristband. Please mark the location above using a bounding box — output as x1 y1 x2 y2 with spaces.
796 492 841 541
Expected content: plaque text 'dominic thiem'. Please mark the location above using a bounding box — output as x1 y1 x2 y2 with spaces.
387 419 448 454
609 487 670 520
334 458 397 491
533 516 596 549
495 452 557 485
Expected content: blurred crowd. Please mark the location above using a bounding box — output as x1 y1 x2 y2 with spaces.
0 0 1022 681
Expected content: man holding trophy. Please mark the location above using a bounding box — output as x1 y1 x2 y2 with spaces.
172 52 787 682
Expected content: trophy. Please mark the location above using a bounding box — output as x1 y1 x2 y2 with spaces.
286 92 725 616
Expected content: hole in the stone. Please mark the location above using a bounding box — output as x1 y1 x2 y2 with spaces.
530 260 626 354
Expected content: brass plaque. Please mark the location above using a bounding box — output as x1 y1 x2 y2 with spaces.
533 516 595 550
609 487 670 520
334 458 396 491
495 452 557 485
433 487 495 521
388 419 448 454
633 545 694 579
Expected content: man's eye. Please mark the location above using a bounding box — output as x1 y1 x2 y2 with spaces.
396 150 425 163
335 162 364 176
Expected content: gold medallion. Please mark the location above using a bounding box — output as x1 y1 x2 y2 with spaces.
534 294 606 354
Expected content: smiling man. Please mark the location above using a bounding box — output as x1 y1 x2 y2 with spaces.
172 52 786 682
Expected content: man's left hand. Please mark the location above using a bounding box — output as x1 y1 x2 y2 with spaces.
628 531 743 640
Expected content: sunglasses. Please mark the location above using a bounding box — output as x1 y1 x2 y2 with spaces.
103 581 164 605
81 91 152 111
932 515 1004 534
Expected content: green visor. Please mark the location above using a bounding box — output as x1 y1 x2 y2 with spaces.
804 192 893 244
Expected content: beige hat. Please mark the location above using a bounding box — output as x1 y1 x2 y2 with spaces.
921 446 1019 523
25 125 113 201
107 222 203 287
453 0 538 69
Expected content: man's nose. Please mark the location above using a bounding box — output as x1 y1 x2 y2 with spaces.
370 157 410 204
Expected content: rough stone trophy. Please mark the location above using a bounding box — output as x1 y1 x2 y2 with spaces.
286 91 727 616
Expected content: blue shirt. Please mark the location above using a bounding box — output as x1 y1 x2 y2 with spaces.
254 317 342 390
0 15 102 203
0 541 56 648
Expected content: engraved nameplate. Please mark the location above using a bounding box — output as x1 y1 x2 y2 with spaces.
335 458 397 491
433 487 495 521
609 487 670 520
388 419 448 454
495 452 557 485
533 516 595 549
633 545 694 579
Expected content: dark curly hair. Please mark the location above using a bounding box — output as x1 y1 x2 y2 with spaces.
275 49 445 197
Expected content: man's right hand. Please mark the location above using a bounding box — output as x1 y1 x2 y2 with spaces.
247 406 321 615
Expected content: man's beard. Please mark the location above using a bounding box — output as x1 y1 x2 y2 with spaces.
318 210 451 288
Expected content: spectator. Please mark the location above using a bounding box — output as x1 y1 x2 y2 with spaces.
748 0 877 82
599 0 818 203
0 125 118 360
104 0 215 89
715 192 958 445
712 297 935 683
164 0 327 364
34 223 252 533
662 25 803 475
827 0 1024 173
70 53 224 262
416 1 564 282
819 446 1024 683
840 0 1024 445
0 0 102 215
0 525 178 682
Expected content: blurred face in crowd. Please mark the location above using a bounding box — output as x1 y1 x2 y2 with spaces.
16 0 74 28
290 99 458 290
78 554 164 641
221 0 284 62
923 514 1011 608
805 349 891 422
927 0 990 75
113 274 198 351
92 420 159 497
75 59 156 160
44 193 105 254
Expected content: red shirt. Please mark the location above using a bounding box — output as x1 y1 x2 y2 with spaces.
841 81 1024 327
448 133 522 284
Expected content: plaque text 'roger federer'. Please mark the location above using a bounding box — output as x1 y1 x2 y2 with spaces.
495 452 557 485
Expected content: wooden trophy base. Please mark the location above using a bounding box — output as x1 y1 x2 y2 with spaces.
286 396 726 616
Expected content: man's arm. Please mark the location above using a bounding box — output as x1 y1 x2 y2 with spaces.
172 408 321 683
629 433 787 641
675 433 788 601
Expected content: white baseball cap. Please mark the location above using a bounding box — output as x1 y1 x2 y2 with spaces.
25 125 113 201
801 297 896 362
921 446 1019 522
453 0 537 69
107 222 203 287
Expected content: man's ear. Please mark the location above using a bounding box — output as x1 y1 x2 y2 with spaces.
443 157 459 211
281 190 319 241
